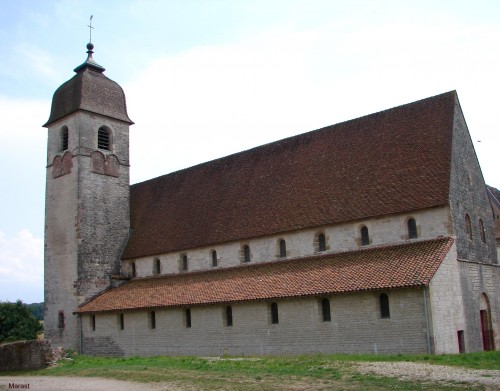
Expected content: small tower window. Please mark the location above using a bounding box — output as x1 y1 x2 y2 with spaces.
479 218 486 244
318 233 326 252
243 245 250 263
97 127 111 150
407 218 417 239
91 314 96 331
361 226 370 246
211 250 218 267
181 255 188 271
379 293 390 319
119 313 125 330
225 306 233 327
185 308 192 328
58 311 65 329
60 127 69 151
279 239 287 258
131 262 136 278
321 298 331 322
270 302 279 324
465 214 472 240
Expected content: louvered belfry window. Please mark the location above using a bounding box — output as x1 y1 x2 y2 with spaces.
97 127 111 150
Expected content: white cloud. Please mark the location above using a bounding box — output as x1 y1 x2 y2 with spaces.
0 230 44 303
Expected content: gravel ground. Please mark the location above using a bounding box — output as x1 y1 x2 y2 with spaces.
355 361 500 388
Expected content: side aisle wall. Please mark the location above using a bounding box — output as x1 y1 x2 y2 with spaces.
80 289 429 356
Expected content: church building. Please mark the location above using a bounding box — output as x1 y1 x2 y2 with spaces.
43 43 499 356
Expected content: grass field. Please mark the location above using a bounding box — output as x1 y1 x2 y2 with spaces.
3 351 499 390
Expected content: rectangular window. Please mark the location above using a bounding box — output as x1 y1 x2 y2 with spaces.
225 306 233 327
185 308 191 328
91 314 96 331
181 255 188 271
270 302 279 324
119 313 124 330
150 311 156 330
457 330 465 353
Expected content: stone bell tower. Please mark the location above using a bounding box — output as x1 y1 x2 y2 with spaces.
43 43 133 349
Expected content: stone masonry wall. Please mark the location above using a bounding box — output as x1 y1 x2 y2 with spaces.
81 289 429 356
0 340 52 371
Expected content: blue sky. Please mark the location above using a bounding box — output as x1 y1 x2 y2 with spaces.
1 0 499 304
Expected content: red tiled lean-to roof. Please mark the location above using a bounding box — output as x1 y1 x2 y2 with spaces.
123 91 456 259
77 237 454 313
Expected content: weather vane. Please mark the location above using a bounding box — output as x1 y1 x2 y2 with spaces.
88 15 94 43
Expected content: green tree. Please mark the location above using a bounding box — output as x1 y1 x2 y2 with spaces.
27 302 44 320
0 300 44 343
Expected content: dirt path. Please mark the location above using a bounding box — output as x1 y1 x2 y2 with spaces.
0 376 179 391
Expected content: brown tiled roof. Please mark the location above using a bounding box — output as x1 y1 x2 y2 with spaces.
123 92 456 259
77 237 454 313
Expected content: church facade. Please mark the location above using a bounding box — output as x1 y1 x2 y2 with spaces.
43 44 499 356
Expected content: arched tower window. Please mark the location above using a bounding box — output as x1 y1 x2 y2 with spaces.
465 214 472 240
479 219 486 244
279 239 287 258
211 250 218 267
407 218 417 239
379 293 390 318
318 233 326 252
361 226 370 246
60 126 69 151
58 311 65 329
321 298 331 322
97 127 111 150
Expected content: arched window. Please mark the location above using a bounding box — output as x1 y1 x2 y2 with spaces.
60 127 69 151
465 214 472 240
211 250 218 267
321 298 331 322
243 245 250 263
407 218 417 239
185 308 192 328
58 311 65 329
225 306 233 327
479 219 486 244
149 311 156 329
279 239 286 258
361 226 370 246
318 233 326 252
97 127 111 150
379 293 390 318
154 258 161 275
270 302 279 324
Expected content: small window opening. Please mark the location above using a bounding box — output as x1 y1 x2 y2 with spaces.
270 302 279 324
185 308 192 328
225 306 233 327
119 313 124 330
361 226 370 246
154 258 161 275
150 311 156 329
279 239 286 258
131 262 136 278
318 233 326 252
91 314 96 331
60 127 69 151
408 218 417 239
58 311 65 329
97 127 111 150
182 255 188 271
479 219 486 244
465 214 472 240
211 250 218 267
457 330 465 353
321 298 331 322
379 293 390 318
243 245 250 263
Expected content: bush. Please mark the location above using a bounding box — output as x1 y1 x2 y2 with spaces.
0 300 44 343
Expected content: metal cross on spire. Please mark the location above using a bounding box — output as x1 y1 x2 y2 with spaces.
88 15 94 43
